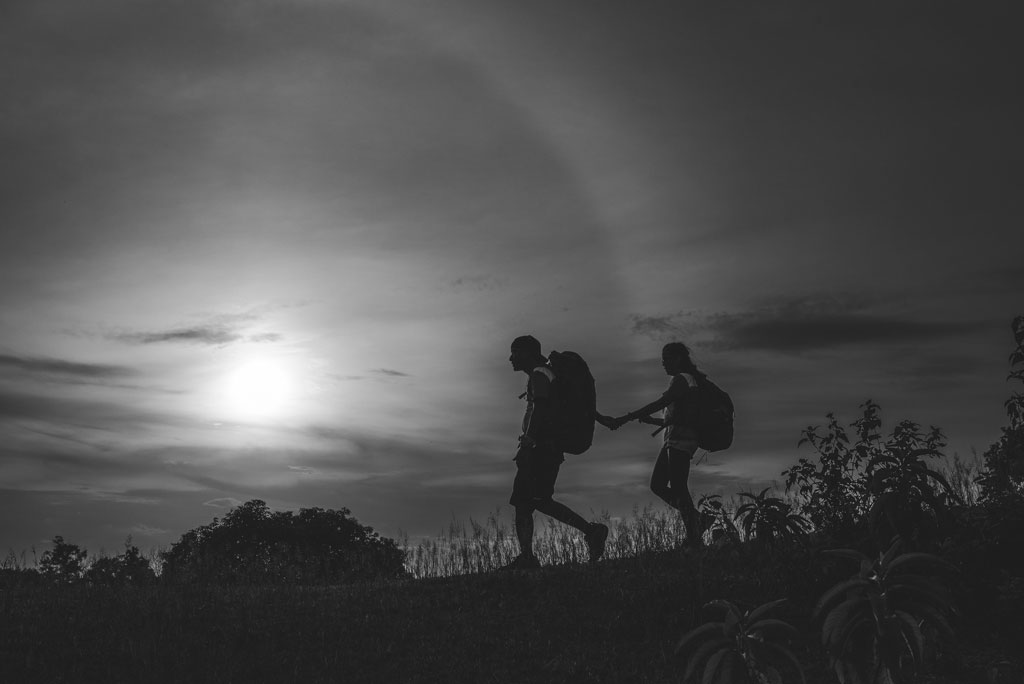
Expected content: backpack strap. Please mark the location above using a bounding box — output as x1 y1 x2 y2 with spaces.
519 366 555 399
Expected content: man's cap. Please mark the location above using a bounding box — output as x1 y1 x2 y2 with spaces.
511 335 543 356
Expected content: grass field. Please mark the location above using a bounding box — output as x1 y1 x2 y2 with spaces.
3 495 1022 684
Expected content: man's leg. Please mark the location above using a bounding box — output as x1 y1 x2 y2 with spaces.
531 451 609 563
514 505 536 558
534 498 608 562
533 498 589 532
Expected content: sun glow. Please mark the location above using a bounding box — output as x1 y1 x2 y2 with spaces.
221 358 295 421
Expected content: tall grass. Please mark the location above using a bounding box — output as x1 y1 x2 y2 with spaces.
939 451 984 505
403 503 709 579
402 455 985 580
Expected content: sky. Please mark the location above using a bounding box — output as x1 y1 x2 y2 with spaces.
1 0 1021 558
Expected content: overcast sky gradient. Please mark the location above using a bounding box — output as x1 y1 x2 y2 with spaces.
2 0 1021 556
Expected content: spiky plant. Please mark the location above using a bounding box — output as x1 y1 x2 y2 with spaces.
698 494 740 545
676 598 805 684
813 536 957 684
734 488 812 545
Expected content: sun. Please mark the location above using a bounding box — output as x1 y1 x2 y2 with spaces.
221 358 294 421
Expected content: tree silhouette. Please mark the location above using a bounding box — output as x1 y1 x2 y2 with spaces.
38 536 87 584
160 500 407 585
978 314 1024 502
85 537 156 586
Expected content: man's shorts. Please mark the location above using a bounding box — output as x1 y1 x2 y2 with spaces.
509 442 565 507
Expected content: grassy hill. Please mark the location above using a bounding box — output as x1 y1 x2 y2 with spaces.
3 538 1021 684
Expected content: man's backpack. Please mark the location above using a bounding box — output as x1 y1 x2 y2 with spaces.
694 375 734 452
547 350 597 455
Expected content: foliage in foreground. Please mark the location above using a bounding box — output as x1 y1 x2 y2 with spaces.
814 537 956 684
676 598 804 684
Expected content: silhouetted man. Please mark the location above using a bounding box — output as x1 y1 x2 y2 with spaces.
505 335 608 569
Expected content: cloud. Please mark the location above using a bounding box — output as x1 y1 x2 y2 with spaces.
0 354 136 379
702 296 974 354
629 314 686 341
371 368 411 377
111 310 284 347
116 325 242 346
0 389 188 429
203 497 243 509
77 488 161 505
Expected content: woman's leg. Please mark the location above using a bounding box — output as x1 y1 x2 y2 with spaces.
650 446 676 508
666 447 702 547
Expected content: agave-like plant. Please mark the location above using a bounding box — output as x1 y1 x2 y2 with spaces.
734 488 812 545
676 598 805 684
813 536 957 684
697 494 740 545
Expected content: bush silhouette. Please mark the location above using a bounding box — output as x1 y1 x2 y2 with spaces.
979 314 1024 503
784 400 960 551
160 500 407 585
38 536 87 584
85 538 156 586
734 488 811 546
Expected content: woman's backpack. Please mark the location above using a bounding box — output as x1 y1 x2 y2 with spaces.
694 375 734 452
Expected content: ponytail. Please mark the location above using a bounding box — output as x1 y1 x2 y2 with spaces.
662 341 707 381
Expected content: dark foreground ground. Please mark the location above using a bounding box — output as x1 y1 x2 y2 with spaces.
2 546 1022 684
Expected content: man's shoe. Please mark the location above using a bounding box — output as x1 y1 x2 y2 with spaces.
585 523 609 563
499 554 541 571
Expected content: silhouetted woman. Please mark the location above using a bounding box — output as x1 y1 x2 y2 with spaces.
608 342 704 549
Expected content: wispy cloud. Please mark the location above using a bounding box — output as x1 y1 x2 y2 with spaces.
0 354 136 379
629 314 687 341
116 325 242 346
111 309 283 347
0 389 191 432
129 524 168 537
702 296 974 354
203 497 243 509
371 368 411 377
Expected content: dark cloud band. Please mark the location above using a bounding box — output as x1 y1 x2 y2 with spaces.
0 354 136 379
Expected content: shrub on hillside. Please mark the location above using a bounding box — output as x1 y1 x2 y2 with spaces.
784 401 957 551
38 536 87 584
85 538 156 586
160 499 407 585
978 314 1024 503
734 488 811 546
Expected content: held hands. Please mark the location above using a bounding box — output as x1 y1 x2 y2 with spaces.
596 413 660 431
596 413 637 431
610 415 631 430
